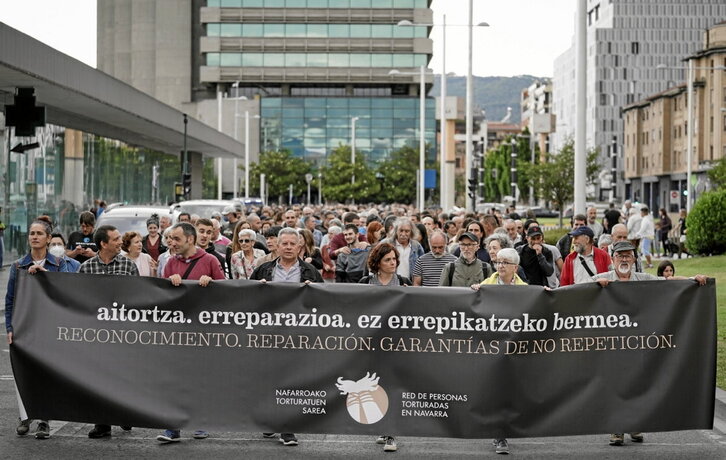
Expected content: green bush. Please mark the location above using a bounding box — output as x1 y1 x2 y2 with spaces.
544 227 569 246
686 189 726 255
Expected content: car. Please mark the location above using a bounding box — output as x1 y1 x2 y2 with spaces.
170 199 242 221
96 205 173 236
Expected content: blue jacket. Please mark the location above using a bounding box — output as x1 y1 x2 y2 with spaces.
5 253 72 333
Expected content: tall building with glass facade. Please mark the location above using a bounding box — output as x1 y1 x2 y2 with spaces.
551 0 726 200
99 0 436 185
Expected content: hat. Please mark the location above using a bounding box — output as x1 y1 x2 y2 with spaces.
526 225 543 237
222 206 236 215
459 232 479 244
211 211 223 220
611 241 636 253
568 226 595 238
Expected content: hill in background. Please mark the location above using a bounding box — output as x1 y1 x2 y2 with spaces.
431 75 545 125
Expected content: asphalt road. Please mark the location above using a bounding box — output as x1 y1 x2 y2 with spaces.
1 265 725 459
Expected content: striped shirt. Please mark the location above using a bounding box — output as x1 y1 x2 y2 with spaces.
412 253 457 286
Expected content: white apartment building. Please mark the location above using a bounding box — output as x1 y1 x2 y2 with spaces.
551 0 726 200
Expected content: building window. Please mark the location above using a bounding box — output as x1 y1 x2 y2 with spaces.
631 42 639 54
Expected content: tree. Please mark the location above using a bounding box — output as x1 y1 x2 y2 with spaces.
248 150 312 204
319 145 379 203
707 156 726 190
481 134 534 203
524 140 600 226
376 145 419 203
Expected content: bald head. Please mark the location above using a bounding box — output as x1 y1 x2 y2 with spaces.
611 223 628 242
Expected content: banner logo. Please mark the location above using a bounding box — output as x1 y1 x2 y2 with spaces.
336 372 389 424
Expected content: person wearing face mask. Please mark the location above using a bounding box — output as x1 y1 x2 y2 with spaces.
592 240 707 447
412 231 456 286
559 226 611 286
49 233 80 272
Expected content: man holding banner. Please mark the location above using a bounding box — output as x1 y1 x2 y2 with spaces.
250 227 323 447
592 240 708 446
78 225 139 439
157 222 225 443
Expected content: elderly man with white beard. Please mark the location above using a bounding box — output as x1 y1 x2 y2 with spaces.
559 226 611 286
591 240 707 447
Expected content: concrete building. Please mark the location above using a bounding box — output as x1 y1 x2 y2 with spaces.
622 22 726 213
551 0 726 200
97 0 436 199
520 79 555 158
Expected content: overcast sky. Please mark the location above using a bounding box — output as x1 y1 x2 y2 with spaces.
0 0 576 78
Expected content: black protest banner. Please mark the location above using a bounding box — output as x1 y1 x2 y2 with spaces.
10 271 715 438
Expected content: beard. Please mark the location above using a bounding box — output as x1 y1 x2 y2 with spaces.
616 263 631 275
431 252 445 259
574 244 586 254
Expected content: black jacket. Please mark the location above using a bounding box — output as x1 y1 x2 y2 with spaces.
516 244 554 286
250 257 323 283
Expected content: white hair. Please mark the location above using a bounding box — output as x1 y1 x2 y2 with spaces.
496 247 520 265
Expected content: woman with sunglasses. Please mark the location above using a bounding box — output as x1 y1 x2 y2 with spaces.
230 228 266 280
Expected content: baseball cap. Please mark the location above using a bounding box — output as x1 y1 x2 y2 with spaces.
222 206 236 215
568 226 595 238
526 225 543 237
459 232 479 245
611 241 636 253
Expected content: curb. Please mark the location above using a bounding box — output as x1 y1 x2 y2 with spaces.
715 387 726 434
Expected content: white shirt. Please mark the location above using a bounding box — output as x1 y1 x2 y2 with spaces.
627 213 642 239
638 215 655 240
395 240 411 278
573 251 597 284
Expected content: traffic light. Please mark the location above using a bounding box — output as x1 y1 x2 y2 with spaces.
182 173 192 200
5 87 45 137
468 177 477 200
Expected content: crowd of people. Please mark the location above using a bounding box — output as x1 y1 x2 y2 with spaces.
5 201 709 454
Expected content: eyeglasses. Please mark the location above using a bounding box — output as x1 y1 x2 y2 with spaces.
494 260 516 266
614 253 634 260
239 239 252 243
459 243 478 248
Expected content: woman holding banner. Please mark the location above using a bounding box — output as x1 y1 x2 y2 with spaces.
471 247 527 454
5 219 73 439
359 242 410 452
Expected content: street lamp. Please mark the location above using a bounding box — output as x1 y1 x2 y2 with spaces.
389 66 429 212
351 116 359 185
397 15 489 211
657 62 726 212
231 83 260 200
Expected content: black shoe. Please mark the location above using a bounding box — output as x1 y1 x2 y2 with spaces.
88 425 112 439
279 433 298 446
35 421 50 440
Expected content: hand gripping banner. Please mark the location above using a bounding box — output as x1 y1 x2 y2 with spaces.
10 271 715 438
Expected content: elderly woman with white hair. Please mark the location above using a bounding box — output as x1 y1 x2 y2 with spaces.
230 228 266 279
470 246 526 455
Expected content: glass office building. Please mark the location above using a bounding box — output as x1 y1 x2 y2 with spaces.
199 0 436 165
260 97 435 165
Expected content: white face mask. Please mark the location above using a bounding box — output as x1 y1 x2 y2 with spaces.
49 245 65 259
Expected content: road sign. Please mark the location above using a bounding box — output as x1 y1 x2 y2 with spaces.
670 190 679 205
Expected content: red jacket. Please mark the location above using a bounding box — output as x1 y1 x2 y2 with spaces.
164 247 225 281
560 247 611 286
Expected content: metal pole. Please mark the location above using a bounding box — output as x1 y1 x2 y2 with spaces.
686 58 694 213
217 87 223 199
609 135 617 203
510 138 518 199
574 0 587 216
245 111 250 200
260 173 266 205
419 64 426 213
318 172 322 205
351 116 358 185
465 0 474 211
233 82 239 199
440 14 447 210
